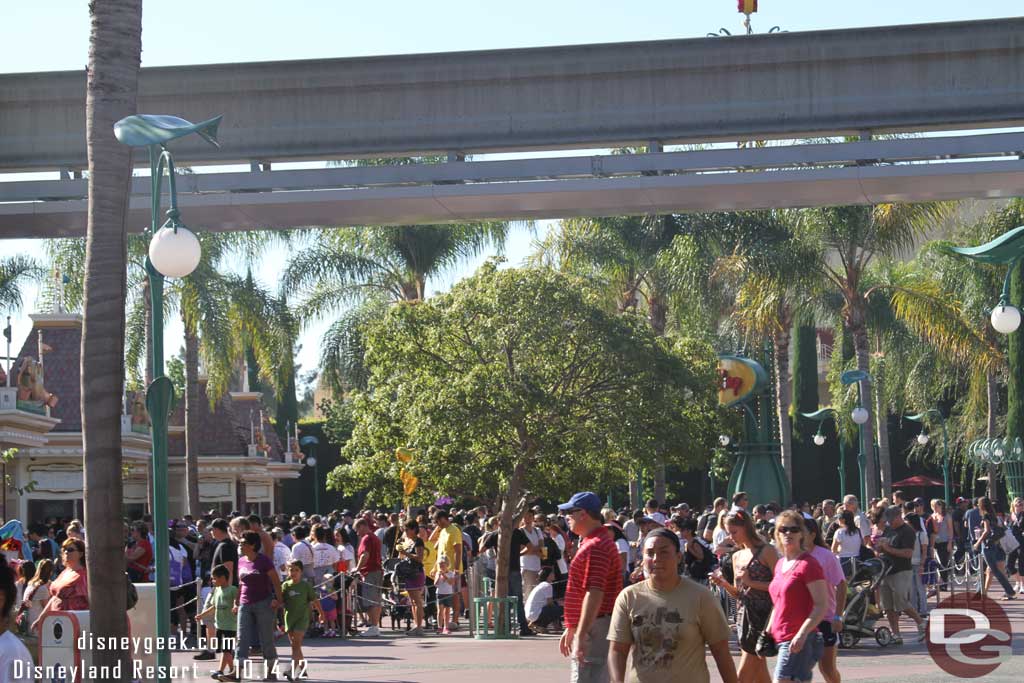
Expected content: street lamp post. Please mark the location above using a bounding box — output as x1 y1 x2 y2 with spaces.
115 114 221 680
906 410 951 503
300 435 320 514
800 408 847 501
842 369 872 504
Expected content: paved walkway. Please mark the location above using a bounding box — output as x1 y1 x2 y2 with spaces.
171 598 1024 682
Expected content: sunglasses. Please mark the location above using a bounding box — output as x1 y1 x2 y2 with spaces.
777 526 803 535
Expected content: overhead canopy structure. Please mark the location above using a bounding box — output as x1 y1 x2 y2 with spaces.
3 17 1024 237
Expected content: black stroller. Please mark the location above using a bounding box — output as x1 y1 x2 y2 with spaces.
838 557 895 648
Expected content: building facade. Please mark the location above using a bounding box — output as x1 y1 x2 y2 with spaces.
0 312 302 525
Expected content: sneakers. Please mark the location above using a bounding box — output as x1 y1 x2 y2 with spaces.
891 636 904 647
193 650 216 661
449 622 460 632
405 627 425 637
440 626 450 635
215 674 240 682
360 626 381 637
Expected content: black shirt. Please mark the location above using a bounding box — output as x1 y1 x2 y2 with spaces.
212 537 239 586
880 522 916 574
463 525 483 558
483 527 530 572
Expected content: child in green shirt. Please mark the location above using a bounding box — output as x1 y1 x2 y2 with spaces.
195 564 238 679
282 560 322 679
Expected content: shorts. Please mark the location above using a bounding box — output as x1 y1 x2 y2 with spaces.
215 629 237 654
880 571 912 613
817 620 837 647
322 609 338 623
285 613 310 634
437 593 454 607
774 633 824 682
359 570 383 611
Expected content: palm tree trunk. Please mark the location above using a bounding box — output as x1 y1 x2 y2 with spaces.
987 370 999 500
184 321 202 518
873 356 893 498
649 293 668 504
773 328 794 494
849 316 880 500
82 1 141 678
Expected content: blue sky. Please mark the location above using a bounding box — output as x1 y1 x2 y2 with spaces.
1 1 1017 391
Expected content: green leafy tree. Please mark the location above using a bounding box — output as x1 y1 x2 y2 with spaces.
332 263 716 598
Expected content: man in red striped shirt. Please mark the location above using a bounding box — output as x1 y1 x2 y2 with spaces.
558 492 622 683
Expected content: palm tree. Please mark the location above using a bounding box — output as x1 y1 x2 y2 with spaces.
283 223 510 393
798 203 951 498
0 256 43 314
81 1 141 677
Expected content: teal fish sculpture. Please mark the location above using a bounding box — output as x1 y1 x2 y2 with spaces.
113 114 223 148
948 225 1024 266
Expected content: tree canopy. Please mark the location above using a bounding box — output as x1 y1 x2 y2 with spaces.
330 261 717 508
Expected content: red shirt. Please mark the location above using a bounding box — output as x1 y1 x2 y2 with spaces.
768 552 824 642
357 532 383 576
563 526 621 629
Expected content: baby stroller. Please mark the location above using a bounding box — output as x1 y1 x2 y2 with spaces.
838 557 894 648
383 558 414 632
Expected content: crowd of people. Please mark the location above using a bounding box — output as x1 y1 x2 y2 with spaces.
0 489 1021 682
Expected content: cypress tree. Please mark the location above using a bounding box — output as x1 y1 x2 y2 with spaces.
1008 260 1024 444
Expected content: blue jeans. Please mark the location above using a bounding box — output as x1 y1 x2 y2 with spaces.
235 596 277 668
508 570 530 635
983 545 1016 597
774 633 824 682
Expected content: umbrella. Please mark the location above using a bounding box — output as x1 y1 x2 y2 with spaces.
891 475 944 488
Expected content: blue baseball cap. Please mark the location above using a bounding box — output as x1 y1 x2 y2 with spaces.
557 492 602 514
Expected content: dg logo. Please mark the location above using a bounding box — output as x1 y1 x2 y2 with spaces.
926 593 1013 678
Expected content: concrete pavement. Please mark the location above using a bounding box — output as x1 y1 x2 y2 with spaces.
171 598 1024 682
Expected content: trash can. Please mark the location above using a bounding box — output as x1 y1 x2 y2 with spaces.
39 610 91 683
473 596 519 640
129 583 158 676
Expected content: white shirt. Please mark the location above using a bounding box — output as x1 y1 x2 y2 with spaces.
273 541 291 580
24 581 50 625
312 541 341 570
524 581 553 623
289 538 315 575
337 544 355 567
553 533 568 574
646 511 667 524
520 527 544 572
615 537 631 567
834 528 863 558
0 630 33 683
622 519 640 543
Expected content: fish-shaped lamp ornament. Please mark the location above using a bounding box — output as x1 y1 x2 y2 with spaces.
948 224 1024 334
114 114 223 148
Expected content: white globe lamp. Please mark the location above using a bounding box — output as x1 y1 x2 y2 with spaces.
991 303 1021 334
813 434 826 446
851 407 870 425
719 434 731 447
306 456 317 468
149 226 201 278
917 433 929 446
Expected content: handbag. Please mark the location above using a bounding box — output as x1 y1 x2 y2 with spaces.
755 628 778 658
1000 530 1020 555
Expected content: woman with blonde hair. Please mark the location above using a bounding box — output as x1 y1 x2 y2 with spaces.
928 499 954 596
765 511 827 683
